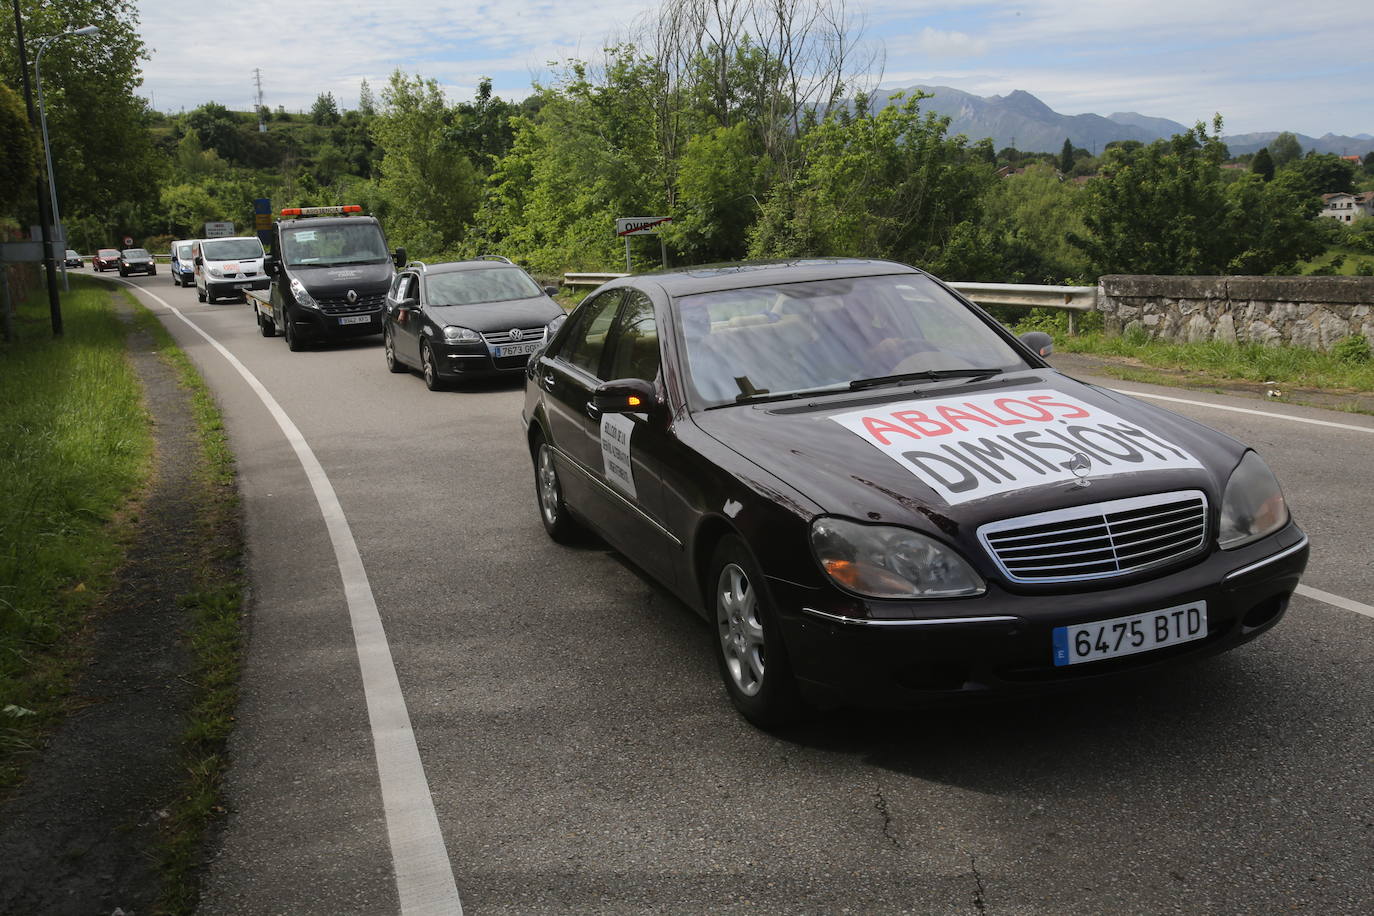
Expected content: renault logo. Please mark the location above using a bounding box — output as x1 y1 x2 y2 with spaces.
509 328 524 341
346 289 358 304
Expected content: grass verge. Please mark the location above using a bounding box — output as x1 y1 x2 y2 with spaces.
0 279 152 789
124 299 245 916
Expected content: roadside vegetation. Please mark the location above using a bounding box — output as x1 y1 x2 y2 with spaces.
0 279 244 912
0 281 152 788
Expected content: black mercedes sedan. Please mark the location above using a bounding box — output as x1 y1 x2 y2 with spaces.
384 257 563 390
520 259 1309 728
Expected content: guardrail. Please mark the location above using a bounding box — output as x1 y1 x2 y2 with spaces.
561 272 1098 331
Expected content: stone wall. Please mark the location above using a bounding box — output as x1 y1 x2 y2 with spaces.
1098 275 1374 351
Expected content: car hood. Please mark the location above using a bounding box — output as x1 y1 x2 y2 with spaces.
690 371 1246 537
290 262 394 295
423 296 563 333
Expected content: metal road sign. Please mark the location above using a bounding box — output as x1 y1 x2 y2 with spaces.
204 221 235 238
616 217 672 237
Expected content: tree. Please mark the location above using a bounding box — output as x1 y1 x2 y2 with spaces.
1059 138 1074 174
1222 171 1327 274
1268 132 1302 169
1364 150 1374 173
310 92 339 126
1250 147 1275 182
668 121 762 261
358 79 376 116
748 93 996 276
1285 153 1357 198
1070 120 1233 275
371 71 481 253
0 82 36 217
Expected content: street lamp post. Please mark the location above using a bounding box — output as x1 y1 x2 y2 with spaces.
34 25 100 294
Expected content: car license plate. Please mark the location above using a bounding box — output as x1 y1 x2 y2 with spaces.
338 315 371 326
495 341 540 357
1052 601 1207 667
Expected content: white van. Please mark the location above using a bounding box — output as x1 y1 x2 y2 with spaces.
193 236 268 303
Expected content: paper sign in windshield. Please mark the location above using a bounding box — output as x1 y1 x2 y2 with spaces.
830 389 1202 505
600 414 637 498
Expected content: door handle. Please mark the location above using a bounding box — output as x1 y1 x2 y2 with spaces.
540 372 556 391
585 401 602 421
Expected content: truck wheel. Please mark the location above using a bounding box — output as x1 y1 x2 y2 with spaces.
285 314 305 351
258 309 276 337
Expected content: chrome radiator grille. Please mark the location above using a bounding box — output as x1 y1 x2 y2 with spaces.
481 327 546 345
978 491 1208 584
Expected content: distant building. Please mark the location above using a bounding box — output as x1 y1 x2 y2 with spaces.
1320 191 1374 222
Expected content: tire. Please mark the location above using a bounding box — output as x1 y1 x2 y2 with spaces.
119 269 128 277
533 435 585 543
284 311 305 351
197 286 206 302
384 329 406 372
150 267 157 275
258 308 276 337
710 535 804 730
421 341 444 390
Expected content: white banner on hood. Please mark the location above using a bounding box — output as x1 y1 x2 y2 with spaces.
830 388 1202 505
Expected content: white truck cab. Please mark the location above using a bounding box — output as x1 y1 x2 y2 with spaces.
194 236 268 303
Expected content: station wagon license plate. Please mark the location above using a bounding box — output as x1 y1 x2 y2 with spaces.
338 315 371 326
1052 601 1207 666
494 341 541 357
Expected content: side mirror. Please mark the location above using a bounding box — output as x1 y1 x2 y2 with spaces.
401 297 419 310
194 255 203 266
264 256 278 276
543 285 559 297
593 378 659 414
1018 330 1053 358
392 247 407 269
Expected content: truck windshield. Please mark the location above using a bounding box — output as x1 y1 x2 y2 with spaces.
281 223 389 267
201 238 264 260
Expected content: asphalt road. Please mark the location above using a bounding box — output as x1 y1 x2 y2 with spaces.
113 273 1374 915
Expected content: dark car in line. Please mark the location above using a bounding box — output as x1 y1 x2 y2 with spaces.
384 256 563 390
520 259 1309 728
92 248 121 272
118 248 156 277
64 249 83 268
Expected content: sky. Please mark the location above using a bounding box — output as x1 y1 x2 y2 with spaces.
130 0 1374 139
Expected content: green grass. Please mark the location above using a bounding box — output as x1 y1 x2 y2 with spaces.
1299 246 1374 277
128 304 245 916
0 278 153 784
1050 332 1374 393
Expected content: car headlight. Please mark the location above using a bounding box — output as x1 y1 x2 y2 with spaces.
208 267 223 278
1218 451 1289 549
544 314 567 340
289 277 319 309
810 517 985 599
443 326 481 343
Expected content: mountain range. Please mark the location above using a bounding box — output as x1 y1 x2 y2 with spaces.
874 85 1374 159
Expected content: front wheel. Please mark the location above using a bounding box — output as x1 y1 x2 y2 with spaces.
284 311 304 351
710 535 804 730
421 341 444 390
384 329 406 373
196 286 206 303
258 308 276 337
533 436 584 543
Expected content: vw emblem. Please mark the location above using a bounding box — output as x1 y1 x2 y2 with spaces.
346 289 358 304
508 328 524 341
1065 451 1093 487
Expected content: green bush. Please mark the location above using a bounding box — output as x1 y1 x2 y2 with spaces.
1332 333 1372 364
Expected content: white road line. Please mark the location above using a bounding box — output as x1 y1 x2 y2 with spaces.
1109 387 1374 434
115 280 462 914
1296 584 1374 619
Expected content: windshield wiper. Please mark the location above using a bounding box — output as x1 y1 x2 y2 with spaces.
848 368 1004 391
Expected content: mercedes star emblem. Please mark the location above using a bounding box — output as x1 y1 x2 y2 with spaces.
1065 451 1093 487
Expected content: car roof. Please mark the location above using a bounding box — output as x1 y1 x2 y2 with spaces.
614 258 924 297
421 259 526 276
277 216 379 229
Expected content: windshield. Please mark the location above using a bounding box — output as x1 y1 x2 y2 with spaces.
65 250 78 257
175 244 193 259
98 249 118 257
281 223 388 267
676 274 1028 407
201 238 264 261
122 249 150 258
425 267 542 306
